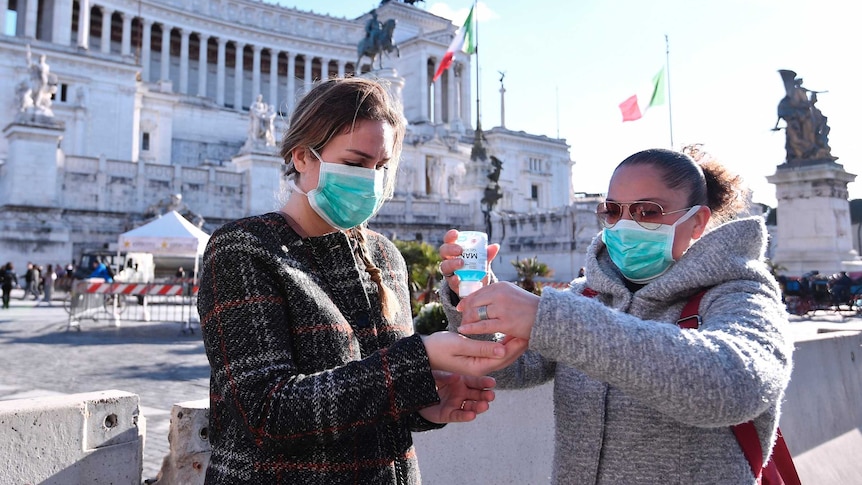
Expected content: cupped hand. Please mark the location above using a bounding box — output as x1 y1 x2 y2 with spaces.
456 282 540 340
438 229 500 294
418 371 497 423
421 330 518 376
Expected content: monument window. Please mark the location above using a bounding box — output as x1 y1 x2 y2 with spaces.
142 133 151 151
4 4 16 36
528 157 543 173
60 83 68 102
531 184 539 201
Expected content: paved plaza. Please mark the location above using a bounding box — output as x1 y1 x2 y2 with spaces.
1 287 861 484
0 289 208 482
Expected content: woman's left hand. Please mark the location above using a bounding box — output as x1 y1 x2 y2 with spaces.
418 371 496 423
457 282 541 340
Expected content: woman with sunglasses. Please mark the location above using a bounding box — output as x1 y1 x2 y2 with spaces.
198 77 519 484
438 147 793 483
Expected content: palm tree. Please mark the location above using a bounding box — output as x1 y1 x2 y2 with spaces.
512 256 553 295
392 239 442 315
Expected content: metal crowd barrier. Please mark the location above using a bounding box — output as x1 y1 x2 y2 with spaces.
66 280 199 333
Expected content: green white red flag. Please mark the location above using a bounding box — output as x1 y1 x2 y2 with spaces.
433 5 476 82
619 67 666 122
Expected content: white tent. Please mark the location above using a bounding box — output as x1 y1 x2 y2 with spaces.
118 211 210 284
118 210 209 256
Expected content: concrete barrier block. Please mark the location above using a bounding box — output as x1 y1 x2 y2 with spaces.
780 329 862 484
413 382 555 484
150 398 211 485
0 389 144 485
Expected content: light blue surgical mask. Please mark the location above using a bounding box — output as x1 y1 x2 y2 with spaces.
290 147 385 230
601 206 701 283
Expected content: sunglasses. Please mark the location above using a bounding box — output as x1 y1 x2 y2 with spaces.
596 201 695 230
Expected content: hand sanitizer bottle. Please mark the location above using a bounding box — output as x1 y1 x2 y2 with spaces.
454 231 488 297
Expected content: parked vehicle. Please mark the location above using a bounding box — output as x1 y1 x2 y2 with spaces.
72 250 155 283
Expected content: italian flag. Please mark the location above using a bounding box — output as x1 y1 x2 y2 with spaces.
432 4 476 82
619 67 666 122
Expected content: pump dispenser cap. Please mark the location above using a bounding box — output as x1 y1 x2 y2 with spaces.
459 280 483 298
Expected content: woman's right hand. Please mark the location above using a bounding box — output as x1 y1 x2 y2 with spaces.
438 229 500 295
421 331 528 376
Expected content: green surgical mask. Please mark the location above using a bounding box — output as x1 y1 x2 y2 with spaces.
601 206 701 283
291 148 385 230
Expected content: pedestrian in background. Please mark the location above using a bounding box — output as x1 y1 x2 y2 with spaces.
20 262 33 300
1 262 18 309
37 264 56 306
28 264 41 300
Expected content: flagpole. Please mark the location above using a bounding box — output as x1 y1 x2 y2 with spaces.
474 0 481 132
665 34 674 148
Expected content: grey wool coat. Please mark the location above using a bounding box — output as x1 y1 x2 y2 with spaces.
442 217 794 484
198 213 443 485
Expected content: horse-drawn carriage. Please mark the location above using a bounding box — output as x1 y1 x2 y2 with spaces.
781 272 862 316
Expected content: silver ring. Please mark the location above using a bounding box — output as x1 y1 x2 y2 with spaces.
477 305 489 321
460 400 467 411
438 262 454 278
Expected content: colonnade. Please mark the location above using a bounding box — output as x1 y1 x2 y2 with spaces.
6 0 471 124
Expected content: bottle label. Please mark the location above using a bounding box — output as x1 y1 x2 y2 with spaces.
455 231 488 281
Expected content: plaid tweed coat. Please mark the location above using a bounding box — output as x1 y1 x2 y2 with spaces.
198 213 442 484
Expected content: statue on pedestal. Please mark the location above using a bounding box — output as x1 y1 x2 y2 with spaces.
243 94 277 151
357 10 400 71
15 47 60 122
773 70 836 165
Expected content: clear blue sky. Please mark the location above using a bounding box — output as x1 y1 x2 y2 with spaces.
279 1 861 207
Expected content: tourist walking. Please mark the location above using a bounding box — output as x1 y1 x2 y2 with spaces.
37 264 56 306
1 262 18 309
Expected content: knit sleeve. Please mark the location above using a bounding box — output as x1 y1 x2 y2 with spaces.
198 220 441 452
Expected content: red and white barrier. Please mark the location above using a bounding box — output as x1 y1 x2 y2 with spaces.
74 282 199 296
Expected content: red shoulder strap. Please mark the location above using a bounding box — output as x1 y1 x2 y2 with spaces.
677 291 706 329
676 290 801 485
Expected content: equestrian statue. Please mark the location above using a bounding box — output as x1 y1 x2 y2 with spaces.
357 10 400 71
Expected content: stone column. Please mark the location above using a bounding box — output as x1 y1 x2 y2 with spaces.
77 0 91 49
121 12 132 56
179 29 190 94
321 57 329 80
286 53 296 114
419 53 429 122
24 0 38 38
198 34 209 97
448 66 458 123
141 19 153 82
303 55 312 94
337 60 345 78
251 45 262 102
52 0 74 46
461 61 472 127
216 37 226 106
269 50 279 105
0 0 7 38
234 42 246 110
100 7 111 54
160 24 171 82
433 76 442 124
